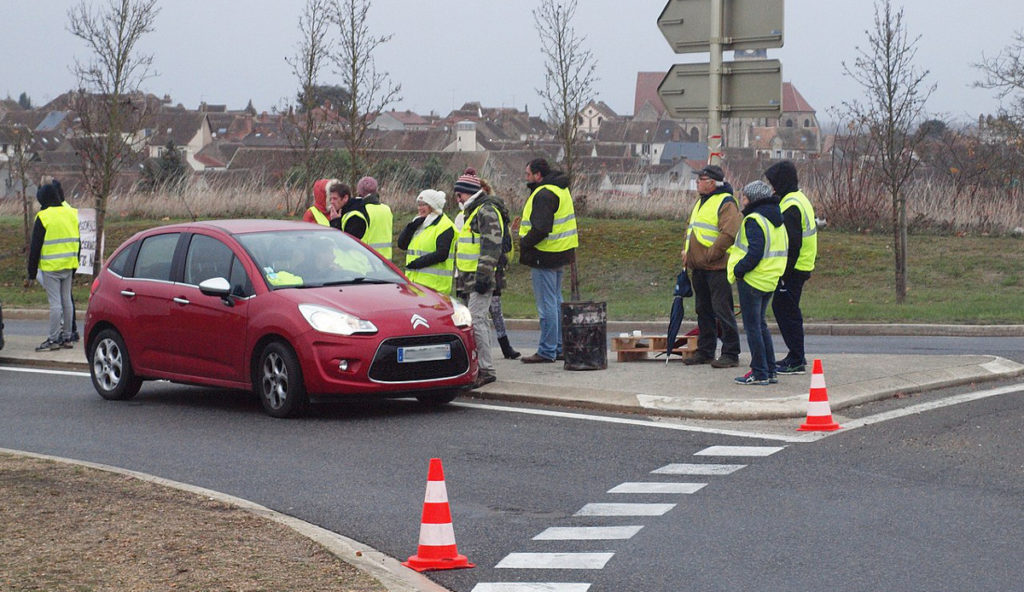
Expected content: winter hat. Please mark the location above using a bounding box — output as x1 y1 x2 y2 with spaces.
356 176 378 196
416 189 446 213
694 164 725 181
453 168 482 195
36 183 61 207
742 180 775 202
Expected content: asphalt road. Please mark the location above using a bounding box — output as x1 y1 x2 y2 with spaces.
2 364 1022 591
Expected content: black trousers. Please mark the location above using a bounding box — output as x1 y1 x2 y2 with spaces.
691 268 740 358
772 270 811 365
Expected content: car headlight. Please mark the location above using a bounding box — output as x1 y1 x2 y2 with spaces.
450 300 473 328
298 303 378 335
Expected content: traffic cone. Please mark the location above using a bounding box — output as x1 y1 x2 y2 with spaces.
798 359 841 431
402 458 474 572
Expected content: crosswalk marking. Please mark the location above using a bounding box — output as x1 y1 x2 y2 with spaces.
574 502 676 516
495 552 614 569
694 445 785 457
607 482 706 494
472 584 591 591
652 463 746 475
533 526 644 540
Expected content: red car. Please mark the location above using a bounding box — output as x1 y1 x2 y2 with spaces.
84 219 477 417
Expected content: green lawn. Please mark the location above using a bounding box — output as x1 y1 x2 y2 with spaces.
3 215 1022 323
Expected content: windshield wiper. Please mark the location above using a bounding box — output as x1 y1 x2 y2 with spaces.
319 277 394 286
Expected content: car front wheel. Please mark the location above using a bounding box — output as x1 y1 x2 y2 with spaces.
89 329 142 401
256 341 307 418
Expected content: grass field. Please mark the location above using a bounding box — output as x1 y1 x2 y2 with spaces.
2 215 1022 323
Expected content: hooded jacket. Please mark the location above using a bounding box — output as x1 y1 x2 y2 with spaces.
27 183 75 278
520 170 575 269
764 160 805 276
303 178 330 223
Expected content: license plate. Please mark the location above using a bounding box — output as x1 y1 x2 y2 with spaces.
397 344 451 363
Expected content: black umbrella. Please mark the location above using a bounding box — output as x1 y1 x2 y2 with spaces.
662 268 693 363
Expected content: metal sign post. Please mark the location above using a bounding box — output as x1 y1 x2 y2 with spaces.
708 0 724 165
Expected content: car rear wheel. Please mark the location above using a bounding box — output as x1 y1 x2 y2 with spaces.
89 329 142 401
256 341 307 418
416 388 463 407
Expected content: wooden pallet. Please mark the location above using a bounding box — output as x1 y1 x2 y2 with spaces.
611 334 697 362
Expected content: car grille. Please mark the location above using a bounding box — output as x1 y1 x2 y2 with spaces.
368 334 470 383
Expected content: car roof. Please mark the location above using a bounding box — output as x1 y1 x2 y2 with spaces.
150 219 329 236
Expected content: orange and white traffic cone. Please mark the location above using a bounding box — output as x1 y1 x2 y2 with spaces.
798 359 841 431
402 458 474 572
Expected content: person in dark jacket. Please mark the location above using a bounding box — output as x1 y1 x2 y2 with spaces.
27 180 80 352
327 181 368 239
518 158 578 363
728 180 788 385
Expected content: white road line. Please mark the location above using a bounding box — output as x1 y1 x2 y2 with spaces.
607 482 706 494
472 584 591 592
0 365 90 378
695 445 786 457
533 526 643 541
451 402 809 442
652 463 746 475
574 503 676 516
495 553 614 570
840 383 1024 431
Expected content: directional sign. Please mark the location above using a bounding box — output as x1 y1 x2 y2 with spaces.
658 0 784 53
658 59 783 119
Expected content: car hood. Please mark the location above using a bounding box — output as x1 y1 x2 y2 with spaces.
276 282 457 325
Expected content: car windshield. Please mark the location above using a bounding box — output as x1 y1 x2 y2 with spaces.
237 229 404 289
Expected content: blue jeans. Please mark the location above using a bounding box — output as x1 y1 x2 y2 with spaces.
737 280 776 380
530 267 563 360
772 270 810 366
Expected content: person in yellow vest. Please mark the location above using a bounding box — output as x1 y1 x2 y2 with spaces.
765 160 817 376
327 181 368 239
727 180 788 385
518 158 578 364
27 181 80 351
53 178 79 343
356 176 394 259
396 189 455 294
303 178 332 225
453 168 504 387
479 177 521 360
682 164 742 369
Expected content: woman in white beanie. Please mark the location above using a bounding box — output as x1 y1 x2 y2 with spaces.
396 189 456 294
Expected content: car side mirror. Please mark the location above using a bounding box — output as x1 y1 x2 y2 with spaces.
198 277 234 307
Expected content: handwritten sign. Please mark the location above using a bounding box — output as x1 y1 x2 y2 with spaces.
76 208 103 275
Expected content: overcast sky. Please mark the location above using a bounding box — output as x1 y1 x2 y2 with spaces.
2 0 1022 125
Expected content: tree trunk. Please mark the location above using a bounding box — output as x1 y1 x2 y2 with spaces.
893 190 908 304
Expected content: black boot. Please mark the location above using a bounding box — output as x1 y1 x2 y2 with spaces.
498 335 521 360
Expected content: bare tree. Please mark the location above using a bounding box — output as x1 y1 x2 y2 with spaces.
286 0 333 212
975 30 1024 128
330 0 400 186
841 0 934 304
533 0 597 188
533 0 597 302
2 124 37 249
67 0 159 274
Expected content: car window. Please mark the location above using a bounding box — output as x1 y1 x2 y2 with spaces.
133 233 180 281
184 234 236 286
228 256 253 297
106 242 137 277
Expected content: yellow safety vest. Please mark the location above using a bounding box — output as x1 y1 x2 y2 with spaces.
363 202 393 259
307 206 329 226
779 190 817 272
457 202 504 273
518 184 579 252
405 215 455 293
685 191 735 252
37 206 80 272
728 213 789 292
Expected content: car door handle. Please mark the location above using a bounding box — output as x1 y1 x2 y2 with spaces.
120 290 136 298
173 297 190 305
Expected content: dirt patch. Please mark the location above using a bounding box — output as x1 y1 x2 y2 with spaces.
0 453 387 592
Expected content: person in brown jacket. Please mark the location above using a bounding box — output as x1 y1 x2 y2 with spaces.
682 165 742 368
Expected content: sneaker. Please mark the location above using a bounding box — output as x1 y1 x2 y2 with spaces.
521 353 555 364
769 373 778 384
735 371 770 385
473 372 497 388
70 330 80 343
35 339 62 352
683 353 713 366
776 362 806 375
60 340 74 349
710 355 739 368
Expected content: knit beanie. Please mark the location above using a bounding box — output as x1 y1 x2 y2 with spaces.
742 180 775 202
356 176 378 196
416 189 446 213
453 168 482 195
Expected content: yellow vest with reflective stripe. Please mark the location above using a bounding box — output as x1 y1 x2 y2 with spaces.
727 213 788 292
779 190 817 272
307 206 329 226
406 215 455 293
37 206 80 271
363 202 393 259
457 203 504 273
518 184 579 252
685 191 734 251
